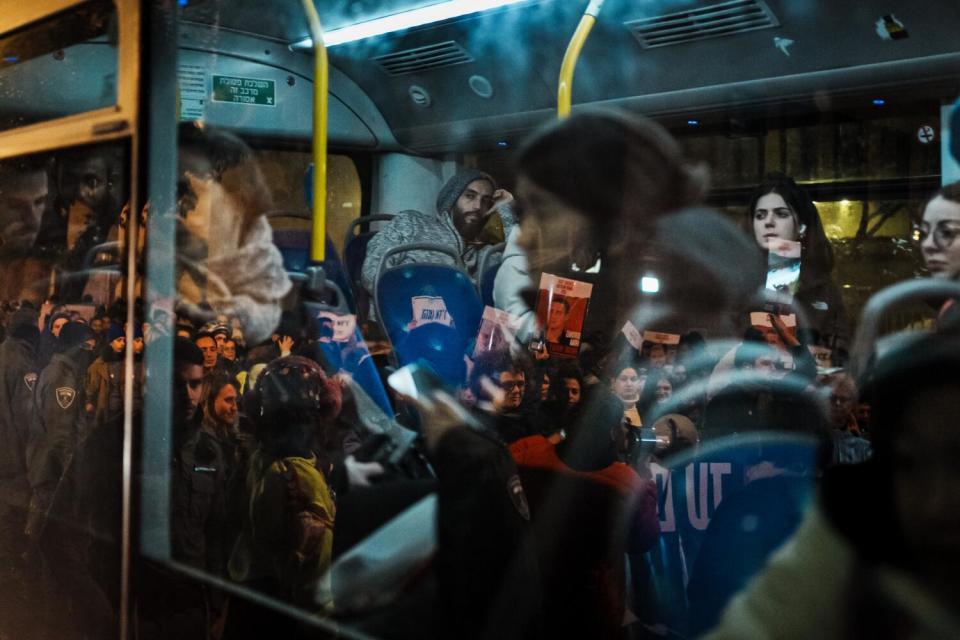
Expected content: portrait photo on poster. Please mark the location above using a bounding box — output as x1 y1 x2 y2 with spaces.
535 273 593 358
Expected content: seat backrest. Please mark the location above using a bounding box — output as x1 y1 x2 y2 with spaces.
82 241 120 269
304 301 394 417
645 430 820 636
272 227 311 273
375 250 482 383
269 211 356 313
377 264 482 343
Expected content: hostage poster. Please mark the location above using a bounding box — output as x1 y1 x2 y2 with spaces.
534 273 593 358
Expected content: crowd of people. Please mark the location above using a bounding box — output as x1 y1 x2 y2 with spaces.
1 110 960 640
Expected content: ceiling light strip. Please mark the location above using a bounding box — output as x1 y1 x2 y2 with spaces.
293 0 527 48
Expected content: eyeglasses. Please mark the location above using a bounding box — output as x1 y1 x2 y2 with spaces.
912 220 960 250
499 380 526 391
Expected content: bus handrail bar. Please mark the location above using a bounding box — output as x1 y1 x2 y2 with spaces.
82 240 121 268
300 0 329 262
558 0 605 118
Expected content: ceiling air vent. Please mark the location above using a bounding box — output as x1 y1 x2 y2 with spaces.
374 41 473 76
626 0 779 49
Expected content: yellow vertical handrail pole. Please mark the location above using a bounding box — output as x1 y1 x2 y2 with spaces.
558 0 605 119
301 0 328 261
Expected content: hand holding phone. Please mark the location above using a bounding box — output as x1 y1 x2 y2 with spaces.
388 362 478 452
387 362 444 401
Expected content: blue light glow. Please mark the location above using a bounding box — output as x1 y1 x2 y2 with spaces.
872 98 886 106
687 119 700 126
497 141 508 148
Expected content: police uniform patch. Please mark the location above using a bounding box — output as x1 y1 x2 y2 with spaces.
55 387 77 409
23 372 37 392
507 474 530 521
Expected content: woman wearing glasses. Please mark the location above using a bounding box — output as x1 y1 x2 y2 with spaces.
917 182 960 278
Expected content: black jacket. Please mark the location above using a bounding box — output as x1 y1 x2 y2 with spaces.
0 335 38 480
433 426 542 640
171 424 234 577
27 351 88 493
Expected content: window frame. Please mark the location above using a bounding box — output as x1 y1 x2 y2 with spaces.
0 0 140 161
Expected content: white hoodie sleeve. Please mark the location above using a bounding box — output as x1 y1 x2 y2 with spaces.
493 227 538 345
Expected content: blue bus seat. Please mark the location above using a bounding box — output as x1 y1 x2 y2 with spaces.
374 243 482 385
272 226 311 273
642 430 820 637
304 301 395 417
268 210 356 313
394 323 467 386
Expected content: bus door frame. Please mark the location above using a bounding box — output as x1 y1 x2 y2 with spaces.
0 1 145 637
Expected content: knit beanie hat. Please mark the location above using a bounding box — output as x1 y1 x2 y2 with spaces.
10 306 38 330
9 307 39 343
60 321 95 350
435 169 496 217
48 311 70 332
108 322 125 343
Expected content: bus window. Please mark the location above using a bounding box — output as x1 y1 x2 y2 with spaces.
126 1 960 638
0 0 118 132
253 149 361 257
672 105 943 332
0 140 131 639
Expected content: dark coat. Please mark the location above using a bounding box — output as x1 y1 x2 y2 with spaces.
433 426 542 640
171 424 233 576
0 336 38 482
27 352 88 494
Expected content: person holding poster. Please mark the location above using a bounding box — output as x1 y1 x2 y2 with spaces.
747 173 848 357
473 306 522 359
512 109 711 349
534 274 593 358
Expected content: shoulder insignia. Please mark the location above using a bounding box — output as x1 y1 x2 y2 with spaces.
55 387 77 409
507 474 531 521
23 373 37 392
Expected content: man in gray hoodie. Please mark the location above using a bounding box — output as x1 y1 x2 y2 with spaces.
360 169 515 296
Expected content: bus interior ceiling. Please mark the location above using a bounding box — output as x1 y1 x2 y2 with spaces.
176 0 960 155
4 0 956 156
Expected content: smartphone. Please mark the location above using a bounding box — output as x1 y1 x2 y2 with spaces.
387 362 445 400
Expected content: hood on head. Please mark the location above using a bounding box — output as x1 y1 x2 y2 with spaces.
435 169 496 218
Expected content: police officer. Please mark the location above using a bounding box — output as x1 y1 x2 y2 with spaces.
25 320 96 540
0 306 40 558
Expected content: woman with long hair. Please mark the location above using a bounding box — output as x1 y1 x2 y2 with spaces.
746 172 848 354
